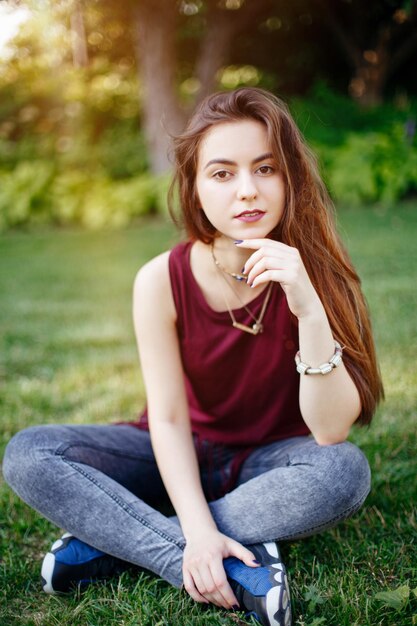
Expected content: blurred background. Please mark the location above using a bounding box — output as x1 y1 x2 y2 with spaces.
0 0 417 231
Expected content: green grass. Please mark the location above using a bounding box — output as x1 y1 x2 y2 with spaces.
1 207 416 626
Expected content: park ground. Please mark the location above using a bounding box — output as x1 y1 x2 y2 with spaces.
0 204 416 625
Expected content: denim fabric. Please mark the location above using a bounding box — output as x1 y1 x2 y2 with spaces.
2 424 371 588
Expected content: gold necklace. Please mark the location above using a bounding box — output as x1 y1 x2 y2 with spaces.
211 243 248 282
215 266 273 335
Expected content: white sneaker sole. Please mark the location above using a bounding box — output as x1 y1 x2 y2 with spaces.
41 532 73 595
264 542 292 626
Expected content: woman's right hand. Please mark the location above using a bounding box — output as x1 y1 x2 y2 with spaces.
182 528 259 609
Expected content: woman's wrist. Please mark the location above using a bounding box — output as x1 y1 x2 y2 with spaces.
296 302 336 367
297 299 327 325
182 519 218 541
177 496 218 540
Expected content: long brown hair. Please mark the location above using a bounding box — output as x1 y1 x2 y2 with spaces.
168 87 384 424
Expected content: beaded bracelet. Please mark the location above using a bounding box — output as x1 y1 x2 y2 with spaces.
295 341 343 375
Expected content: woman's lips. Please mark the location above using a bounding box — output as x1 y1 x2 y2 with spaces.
235 210 266 223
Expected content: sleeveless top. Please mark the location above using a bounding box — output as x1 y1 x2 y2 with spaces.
134 241 310 448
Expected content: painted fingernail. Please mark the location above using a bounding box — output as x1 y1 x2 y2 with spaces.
232 604 240 610
253 559 261 564
234 239 243 244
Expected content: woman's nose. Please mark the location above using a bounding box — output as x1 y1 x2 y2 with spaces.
237 173 257 201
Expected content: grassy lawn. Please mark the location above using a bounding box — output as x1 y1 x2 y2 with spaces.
0 206 416 626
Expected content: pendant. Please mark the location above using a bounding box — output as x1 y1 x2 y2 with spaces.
233 321 263 335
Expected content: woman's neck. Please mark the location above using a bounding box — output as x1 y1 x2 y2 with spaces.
211 236 251 274
190 238 267 313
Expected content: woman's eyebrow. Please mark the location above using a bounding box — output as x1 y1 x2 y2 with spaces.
253 152 274 164
204 158 235 170
203 152 274 170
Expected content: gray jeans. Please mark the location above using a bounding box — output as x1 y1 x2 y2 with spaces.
2 424 371 587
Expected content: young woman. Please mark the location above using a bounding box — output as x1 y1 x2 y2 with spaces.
3 87 383 626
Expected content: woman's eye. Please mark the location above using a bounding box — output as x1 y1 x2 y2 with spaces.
213 170 231 180
257 165 274 175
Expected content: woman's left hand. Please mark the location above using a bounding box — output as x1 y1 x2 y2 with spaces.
238 238 323 320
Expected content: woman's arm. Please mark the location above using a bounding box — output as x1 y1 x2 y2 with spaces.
239 239 361 445
133 252 256 608
296 304 361 445
134 253 214 536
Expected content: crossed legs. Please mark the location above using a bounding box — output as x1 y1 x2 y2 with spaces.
3 424 371 588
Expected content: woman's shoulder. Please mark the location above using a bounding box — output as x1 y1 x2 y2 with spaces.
135 241 193 285
133 241 192 320
133 251 175 323
134 250 171 297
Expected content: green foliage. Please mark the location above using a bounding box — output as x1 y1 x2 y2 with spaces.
0 4 142 184
292 82 417 142
325 126 417 205
80 173 168 229
296 618 327 626
0 160 55 229
303 585 326 614
0 135 54 170
290 83 417 206
1 1 417 231
0 167 172 231
374 583 415 612
95 122 149 179
2 37 417 232
49 169 90 225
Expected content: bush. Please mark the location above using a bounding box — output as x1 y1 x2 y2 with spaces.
49 170 89 225
0 161 55 229
0 137 47 170
288 83 417 205
1 84 417 231
325 136 378 205
325 125 417 205
0 165 172 231
291 81 417 146
81 174 158 229
94 123 149 179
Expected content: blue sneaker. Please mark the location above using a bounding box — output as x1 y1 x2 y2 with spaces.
41 533 131 594
224 541 291 626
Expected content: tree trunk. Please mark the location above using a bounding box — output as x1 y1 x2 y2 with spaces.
70 1 88 68
195 0 274 102
131 0 273 173
195 20 234 101
132 2 186 175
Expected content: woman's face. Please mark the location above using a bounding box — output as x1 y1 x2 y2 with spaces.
195 119 286 241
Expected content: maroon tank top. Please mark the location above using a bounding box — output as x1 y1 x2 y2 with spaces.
136 241 309 447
